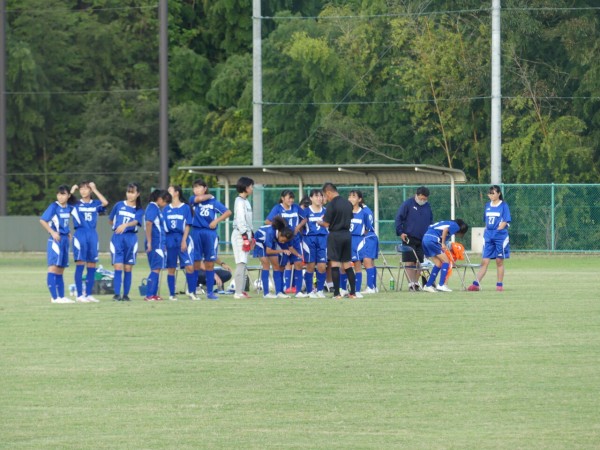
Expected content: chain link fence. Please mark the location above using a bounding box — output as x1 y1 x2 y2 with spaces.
191 183 600 254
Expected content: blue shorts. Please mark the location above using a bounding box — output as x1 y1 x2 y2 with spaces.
358 233 379 260
191 228 218 262
72 228 100 263
278 251 293 267
166 233 193 268
301 235 328 264
147 247 166 270
422 235 443 258
47 235 70 267
482 233 511 260
110 233 139 265
287 236 303 264
253 239 269 258
351 235 363 262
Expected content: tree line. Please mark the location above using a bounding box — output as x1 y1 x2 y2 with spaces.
6 0 600 214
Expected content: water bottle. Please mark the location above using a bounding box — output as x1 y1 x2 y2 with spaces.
389 277 395 291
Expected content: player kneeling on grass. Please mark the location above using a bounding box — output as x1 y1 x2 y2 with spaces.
253 216 300 299
421 219 469 293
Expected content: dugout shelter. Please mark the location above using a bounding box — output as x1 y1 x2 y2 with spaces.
179 164 466 238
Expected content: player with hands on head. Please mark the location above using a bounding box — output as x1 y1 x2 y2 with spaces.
70 181 109 303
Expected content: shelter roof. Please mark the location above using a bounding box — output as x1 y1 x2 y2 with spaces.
179 164 466 186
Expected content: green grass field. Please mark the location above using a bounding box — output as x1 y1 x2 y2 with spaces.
1 253 599 449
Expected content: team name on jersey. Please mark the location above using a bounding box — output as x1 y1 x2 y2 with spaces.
309 216 322 222
118 210 136 219
280 212 298 219
166 213 184 221
486 211 501 217
59 212 71 219
351 218 363 225
78 206 98 213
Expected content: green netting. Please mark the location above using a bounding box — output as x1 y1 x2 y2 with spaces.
185 184 600 253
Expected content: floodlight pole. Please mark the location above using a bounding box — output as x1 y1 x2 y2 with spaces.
252 0 264 226
159 0 168 189
0 0 7 215
490 0 502 185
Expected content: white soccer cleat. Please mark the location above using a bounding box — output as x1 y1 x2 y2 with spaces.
186 292 200 301
436 285 452 292
308 291 318 298
263 293 277 299
422 286 437 293
276 292 291 299
86 295 100 303
169 295 178 301
315 290 326 298
76 295 90 303
363 287 377 294
354 292 364 298
339 289 348 297
295 292 309 298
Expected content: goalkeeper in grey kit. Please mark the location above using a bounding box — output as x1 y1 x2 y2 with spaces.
231 177 255 299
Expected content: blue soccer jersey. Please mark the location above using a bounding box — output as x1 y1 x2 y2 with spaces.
72 199 105 230
350 207 371 237
266 203 302 231
189 196 230 229
164 203 192 234
484 201 511 235
301 206 328 236
41 202 74 236
145 202 167 249
253 225 277 258
109 201 144 233
425 220 461 241
482 201 511 260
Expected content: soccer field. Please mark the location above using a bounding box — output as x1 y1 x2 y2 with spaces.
1 253 599 449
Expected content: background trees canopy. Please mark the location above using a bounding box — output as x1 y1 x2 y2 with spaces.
5 0 600 214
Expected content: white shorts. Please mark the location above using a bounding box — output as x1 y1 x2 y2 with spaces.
231 229 249 264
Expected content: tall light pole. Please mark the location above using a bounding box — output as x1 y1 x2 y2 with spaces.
252 0 263 225
0 0 7 215
490 0 502 184
159 0 168 188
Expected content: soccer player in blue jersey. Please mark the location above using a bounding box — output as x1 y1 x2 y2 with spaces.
164 185 196 301
143 189 170 301
265 190 306 298
421 219 469 293
468 185 512 292
300 189 328 298
108 182 144 301
40 185 77 303
253 216 300 298
70 181 109 303
348 190 379 296
189 179 232 300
